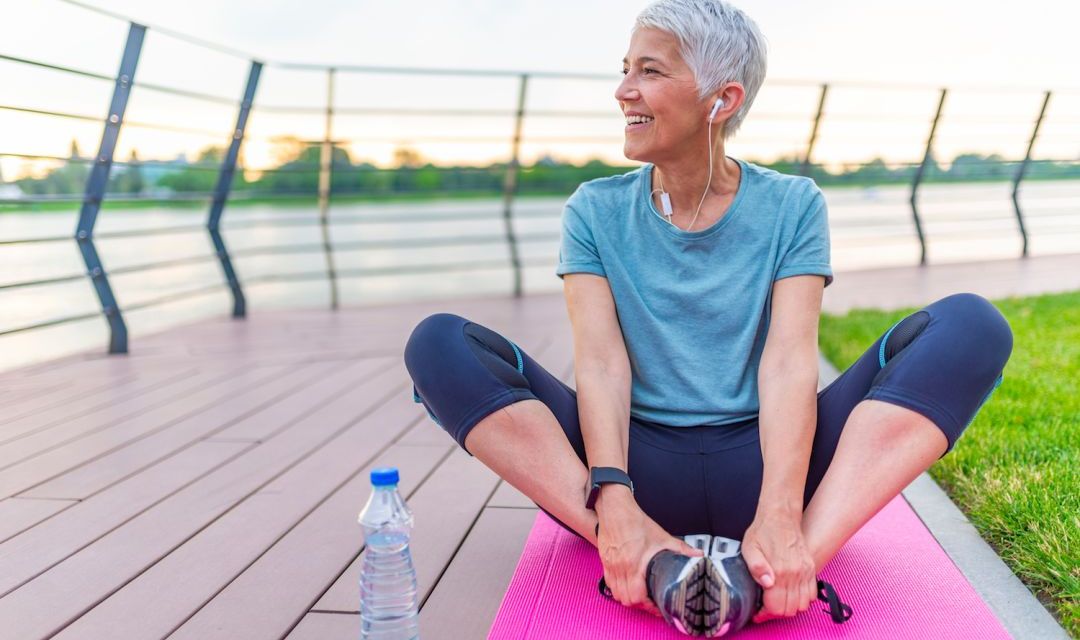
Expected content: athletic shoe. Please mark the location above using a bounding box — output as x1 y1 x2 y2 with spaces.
703 535 760 636
646 535 761 636
645 534 714 635
600 532 851 635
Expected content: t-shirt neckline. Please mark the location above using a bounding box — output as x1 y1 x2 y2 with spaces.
642 157 749 240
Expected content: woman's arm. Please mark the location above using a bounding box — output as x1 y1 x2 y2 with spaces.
744 274 825 621
563 272 633 491
758 274 825 512
563 273 701 616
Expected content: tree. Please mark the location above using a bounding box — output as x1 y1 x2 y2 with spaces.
109 149 145 194
157 145 229 193
393 146 425 169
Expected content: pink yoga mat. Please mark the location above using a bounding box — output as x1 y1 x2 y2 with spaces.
489 496 1011 639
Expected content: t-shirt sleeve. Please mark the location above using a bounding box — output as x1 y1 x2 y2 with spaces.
555 190 607 280
774 185 834 288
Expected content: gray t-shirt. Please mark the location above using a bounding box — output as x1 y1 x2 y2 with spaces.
555 157 833 426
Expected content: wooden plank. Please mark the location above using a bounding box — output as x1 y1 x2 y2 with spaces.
0 364 409 639
3 350 200 383
0 498 75 544
314 448 502 614
58 443 451 640
395 414 454 447
0 367 213 466
0 441 252 597
0 372 141 429
0 366 198 442
63 347 386 372
0 365 288 499
27 360 384 500
0 379 66 405
285 611 358 640
203 359 382 443
5 362 344 500
24 360 382 499
418 507 539 640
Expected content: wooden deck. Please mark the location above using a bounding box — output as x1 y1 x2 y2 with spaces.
0 293 573 640
1 251 1077 640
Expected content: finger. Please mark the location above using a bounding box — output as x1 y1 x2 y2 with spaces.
677 539 705 557
798 575 813 613
630 572 649 609
619 573 634 608
742 546 775 589
753 608 779 624
640 600 662 617
783 580 797 618
764 584 785 617
611 570 627 606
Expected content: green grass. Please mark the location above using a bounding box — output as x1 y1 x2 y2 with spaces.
818 290 1080 635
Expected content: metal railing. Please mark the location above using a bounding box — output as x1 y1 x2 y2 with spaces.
1 0 1078 356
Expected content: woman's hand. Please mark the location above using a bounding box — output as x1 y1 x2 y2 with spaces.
596 486 704 617
741 512 817 623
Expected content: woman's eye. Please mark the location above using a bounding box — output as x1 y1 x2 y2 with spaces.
643 68 657 74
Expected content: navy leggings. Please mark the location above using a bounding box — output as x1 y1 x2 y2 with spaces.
403 292 1013 540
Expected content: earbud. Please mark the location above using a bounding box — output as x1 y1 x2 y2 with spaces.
708 97 725 122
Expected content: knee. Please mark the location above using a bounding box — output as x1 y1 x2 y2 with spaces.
935 293 1014 369
404 313 466 373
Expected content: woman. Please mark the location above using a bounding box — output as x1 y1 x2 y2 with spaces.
404 0 1013 635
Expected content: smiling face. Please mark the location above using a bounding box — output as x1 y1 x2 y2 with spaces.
616 27 709 164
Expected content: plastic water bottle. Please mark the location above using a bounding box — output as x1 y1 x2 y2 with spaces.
358 467 419 640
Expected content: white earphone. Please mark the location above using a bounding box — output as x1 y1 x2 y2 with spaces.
655 97 726 223
708 97 725 122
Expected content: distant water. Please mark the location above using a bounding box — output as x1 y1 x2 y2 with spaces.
2 179 1078 372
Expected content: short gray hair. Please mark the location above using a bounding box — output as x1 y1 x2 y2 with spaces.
634 0 768 140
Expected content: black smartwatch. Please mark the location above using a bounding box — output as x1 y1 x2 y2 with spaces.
584 466 634 510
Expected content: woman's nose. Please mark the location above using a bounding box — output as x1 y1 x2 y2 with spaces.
614 76 637 104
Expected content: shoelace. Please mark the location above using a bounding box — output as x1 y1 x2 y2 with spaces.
816 579 853 623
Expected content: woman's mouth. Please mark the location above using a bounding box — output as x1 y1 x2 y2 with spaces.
625 115 654 131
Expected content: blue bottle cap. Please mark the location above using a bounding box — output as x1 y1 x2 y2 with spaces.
370 467 399 486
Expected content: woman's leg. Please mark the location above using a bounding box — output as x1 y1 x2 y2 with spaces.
799 292 1013 571
404 313 600 545
404 313 709 546
466 398 601 545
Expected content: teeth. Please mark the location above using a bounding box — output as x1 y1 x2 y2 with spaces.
626 115 654 125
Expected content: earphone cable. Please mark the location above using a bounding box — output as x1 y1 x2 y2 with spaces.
652 110 718 232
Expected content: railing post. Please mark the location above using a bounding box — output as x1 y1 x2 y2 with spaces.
318 67 339 310
208 60 262 318
800 83 828 178
76 22 145 354
501 73 528 297
909 88 946 266
1011 90 1050 258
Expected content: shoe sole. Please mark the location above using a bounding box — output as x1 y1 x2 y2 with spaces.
665 543 731 636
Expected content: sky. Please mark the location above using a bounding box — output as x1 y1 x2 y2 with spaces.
2 0 1079 177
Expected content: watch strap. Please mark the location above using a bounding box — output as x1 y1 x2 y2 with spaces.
585 466 634 510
